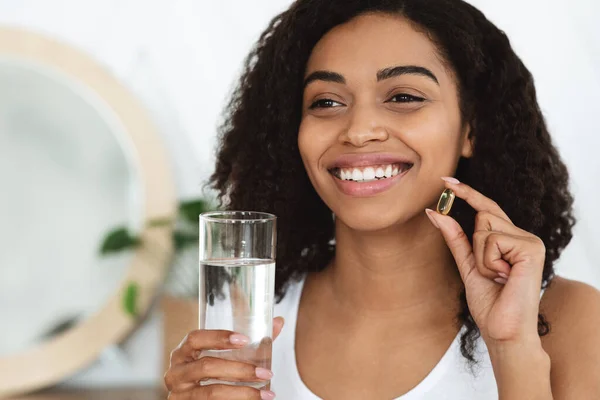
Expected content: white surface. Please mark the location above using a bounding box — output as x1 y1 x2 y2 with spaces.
0 0 597 387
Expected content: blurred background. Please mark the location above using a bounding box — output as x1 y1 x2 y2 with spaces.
0 0 597 397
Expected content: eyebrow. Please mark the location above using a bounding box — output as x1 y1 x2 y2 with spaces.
303 65 439 88
377 65 439 84
303 70 346 88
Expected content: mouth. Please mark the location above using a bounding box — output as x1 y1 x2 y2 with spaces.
327 162 414 197
328 162 413 183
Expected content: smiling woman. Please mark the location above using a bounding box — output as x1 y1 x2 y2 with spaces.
163 0 600 399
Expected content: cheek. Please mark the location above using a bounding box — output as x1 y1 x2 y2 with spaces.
297 119 342 208
400 107 464 174
297 121 322 186
297 121 313 167
298 119 334 172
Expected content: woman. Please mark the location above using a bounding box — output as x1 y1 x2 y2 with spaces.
164 0 600 398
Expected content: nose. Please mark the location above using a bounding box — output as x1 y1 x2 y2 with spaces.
339 105 389 147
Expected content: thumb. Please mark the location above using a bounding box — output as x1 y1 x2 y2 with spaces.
425 208 476 283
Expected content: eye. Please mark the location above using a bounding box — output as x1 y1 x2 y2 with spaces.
387 93 425 103
309 98 344 109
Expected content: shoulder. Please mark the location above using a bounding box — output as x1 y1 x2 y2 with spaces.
540 275 600 329
540 275 600 397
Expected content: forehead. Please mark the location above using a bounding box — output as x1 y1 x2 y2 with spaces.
305 13 447 81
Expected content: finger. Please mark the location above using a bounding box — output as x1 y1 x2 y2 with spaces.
484 233 516 277
490 234 546 277
273 317 285 340
474 210 530 236
425 208 477 284
483 233 546 299
165 357 272 392
472 211 539 279
441 177 512 222
168 385 272 400
171 330 249 365
426 208 499 309
473 230 512 280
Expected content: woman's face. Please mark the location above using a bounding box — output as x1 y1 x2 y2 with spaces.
298 13 473 232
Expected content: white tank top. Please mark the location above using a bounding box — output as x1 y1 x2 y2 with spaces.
272 276 546 399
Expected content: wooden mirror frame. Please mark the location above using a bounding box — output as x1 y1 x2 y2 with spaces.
0 26 176 398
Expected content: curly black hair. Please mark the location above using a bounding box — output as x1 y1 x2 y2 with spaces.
208 0 576 365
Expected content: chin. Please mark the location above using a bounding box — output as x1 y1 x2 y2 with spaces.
332 202 411 233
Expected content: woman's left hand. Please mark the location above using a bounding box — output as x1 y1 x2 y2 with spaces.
425 177 547 345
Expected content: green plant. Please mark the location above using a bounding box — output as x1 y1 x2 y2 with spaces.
99 198 217 317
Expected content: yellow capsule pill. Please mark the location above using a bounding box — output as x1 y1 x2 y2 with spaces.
436 188 455 215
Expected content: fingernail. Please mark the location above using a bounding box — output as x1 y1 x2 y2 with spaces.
255 367 273 380
261 390 276 399
498 272 508 279
441 176 460 184
229 333 250 345
494 277 508 285
425 208 440 229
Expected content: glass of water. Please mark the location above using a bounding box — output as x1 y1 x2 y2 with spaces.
199 211 276 388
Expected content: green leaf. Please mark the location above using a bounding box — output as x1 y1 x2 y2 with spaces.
179 199 213 223
100 227 140 255
174 231 199 250
123 282 139 317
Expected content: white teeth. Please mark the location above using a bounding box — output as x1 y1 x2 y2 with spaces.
336 163 410 182
352 169 363 181
384 165 392 178
363 167 375 180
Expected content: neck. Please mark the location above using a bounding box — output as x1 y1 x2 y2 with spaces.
323 211 463 326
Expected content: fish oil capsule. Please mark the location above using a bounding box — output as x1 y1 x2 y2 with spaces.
436 188 455 215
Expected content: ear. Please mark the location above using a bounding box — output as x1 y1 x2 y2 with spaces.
460 123 474 158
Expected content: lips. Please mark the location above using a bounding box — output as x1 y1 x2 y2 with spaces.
326 153 414 197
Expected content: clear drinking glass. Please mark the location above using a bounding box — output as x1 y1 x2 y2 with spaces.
199 211 276 388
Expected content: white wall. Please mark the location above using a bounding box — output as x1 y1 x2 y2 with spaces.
0 0 597 387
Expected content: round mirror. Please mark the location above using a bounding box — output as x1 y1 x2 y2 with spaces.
0 27 176 397
0 57 139 358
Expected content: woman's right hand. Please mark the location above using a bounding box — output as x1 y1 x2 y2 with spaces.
164 317 284 400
